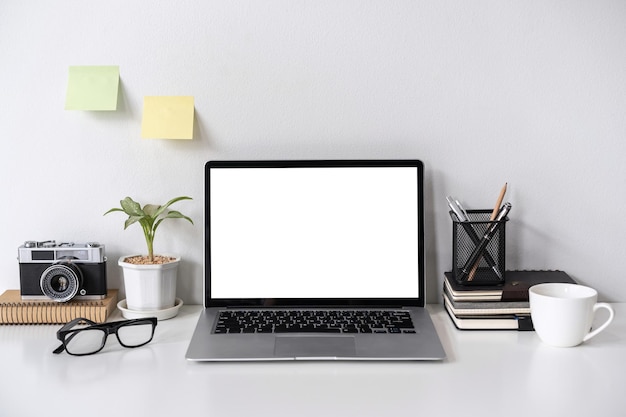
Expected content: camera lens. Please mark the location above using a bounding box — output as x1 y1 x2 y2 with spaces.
40 262 83 302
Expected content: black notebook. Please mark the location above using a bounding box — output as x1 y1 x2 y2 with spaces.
443 270 577 302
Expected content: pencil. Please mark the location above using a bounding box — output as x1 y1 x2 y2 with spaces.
489 183 508 221
467 183 507 281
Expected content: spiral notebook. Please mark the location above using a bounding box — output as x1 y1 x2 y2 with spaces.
0 289 118 324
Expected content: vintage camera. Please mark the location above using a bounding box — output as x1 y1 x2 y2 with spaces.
18 240 107 302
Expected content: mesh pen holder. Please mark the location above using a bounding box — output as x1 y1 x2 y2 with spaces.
451 210 507 285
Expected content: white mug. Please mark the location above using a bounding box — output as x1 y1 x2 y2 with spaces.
529 283 614 347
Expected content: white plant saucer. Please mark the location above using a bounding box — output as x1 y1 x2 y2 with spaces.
117 298 183 320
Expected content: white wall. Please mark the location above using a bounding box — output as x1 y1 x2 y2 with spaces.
1 0 624 303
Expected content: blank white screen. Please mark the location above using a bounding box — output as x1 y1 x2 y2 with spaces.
209 166 420 299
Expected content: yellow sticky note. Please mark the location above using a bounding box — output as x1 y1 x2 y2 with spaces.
141 96 194 140
65 66 119 111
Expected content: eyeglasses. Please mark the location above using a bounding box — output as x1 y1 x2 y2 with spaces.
53 317 158 356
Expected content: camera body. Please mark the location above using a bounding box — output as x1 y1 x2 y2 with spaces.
18 240 107 302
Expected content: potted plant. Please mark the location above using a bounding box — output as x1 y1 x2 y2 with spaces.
105 196 193 316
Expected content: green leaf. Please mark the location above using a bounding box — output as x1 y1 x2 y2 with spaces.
142 216 156 228
120 197 144 216
153 218 165 233
143 204 161 218
103 207 124 216
154 196 192 218
164 210 194 224
124 215 143 229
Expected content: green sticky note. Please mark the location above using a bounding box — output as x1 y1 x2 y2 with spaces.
65 66 119 111
141 96 194 140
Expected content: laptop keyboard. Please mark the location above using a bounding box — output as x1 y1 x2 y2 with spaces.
214 309 416 334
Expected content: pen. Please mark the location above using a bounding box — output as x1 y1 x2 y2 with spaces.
458 203 511 282
455 199 469 222
446 196 468 222
467 183 507 281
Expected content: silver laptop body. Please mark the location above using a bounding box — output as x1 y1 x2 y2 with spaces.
186 160 446 361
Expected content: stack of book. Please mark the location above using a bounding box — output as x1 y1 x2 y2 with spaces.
443 270 576 330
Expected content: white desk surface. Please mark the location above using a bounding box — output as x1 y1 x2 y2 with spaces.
1 304 624 417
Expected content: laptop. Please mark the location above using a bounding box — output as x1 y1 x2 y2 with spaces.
186 160 446 361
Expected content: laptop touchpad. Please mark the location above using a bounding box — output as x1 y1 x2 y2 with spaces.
274 336 356 358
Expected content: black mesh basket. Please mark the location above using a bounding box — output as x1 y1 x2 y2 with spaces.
451 210 506 285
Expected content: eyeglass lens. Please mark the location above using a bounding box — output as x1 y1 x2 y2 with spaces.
117 321 155 347
65 329 107 355
63 320 155 355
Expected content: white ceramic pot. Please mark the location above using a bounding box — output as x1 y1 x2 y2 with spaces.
118 255 180 311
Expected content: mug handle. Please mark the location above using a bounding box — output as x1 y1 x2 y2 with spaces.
583 303 614 342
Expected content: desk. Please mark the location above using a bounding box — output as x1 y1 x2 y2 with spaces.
1 304 624 417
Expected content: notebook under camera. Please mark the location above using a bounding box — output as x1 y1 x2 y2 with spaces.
185 160 445 361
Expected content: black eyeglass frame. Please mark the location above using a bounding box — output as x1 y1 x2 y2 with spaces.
53 317 158 356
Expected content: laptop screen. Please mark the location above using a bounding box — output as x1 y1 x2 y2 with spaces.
205 160 425 307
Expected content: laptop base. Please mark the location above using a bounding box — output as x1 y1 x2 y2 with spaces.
186 307 446 361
